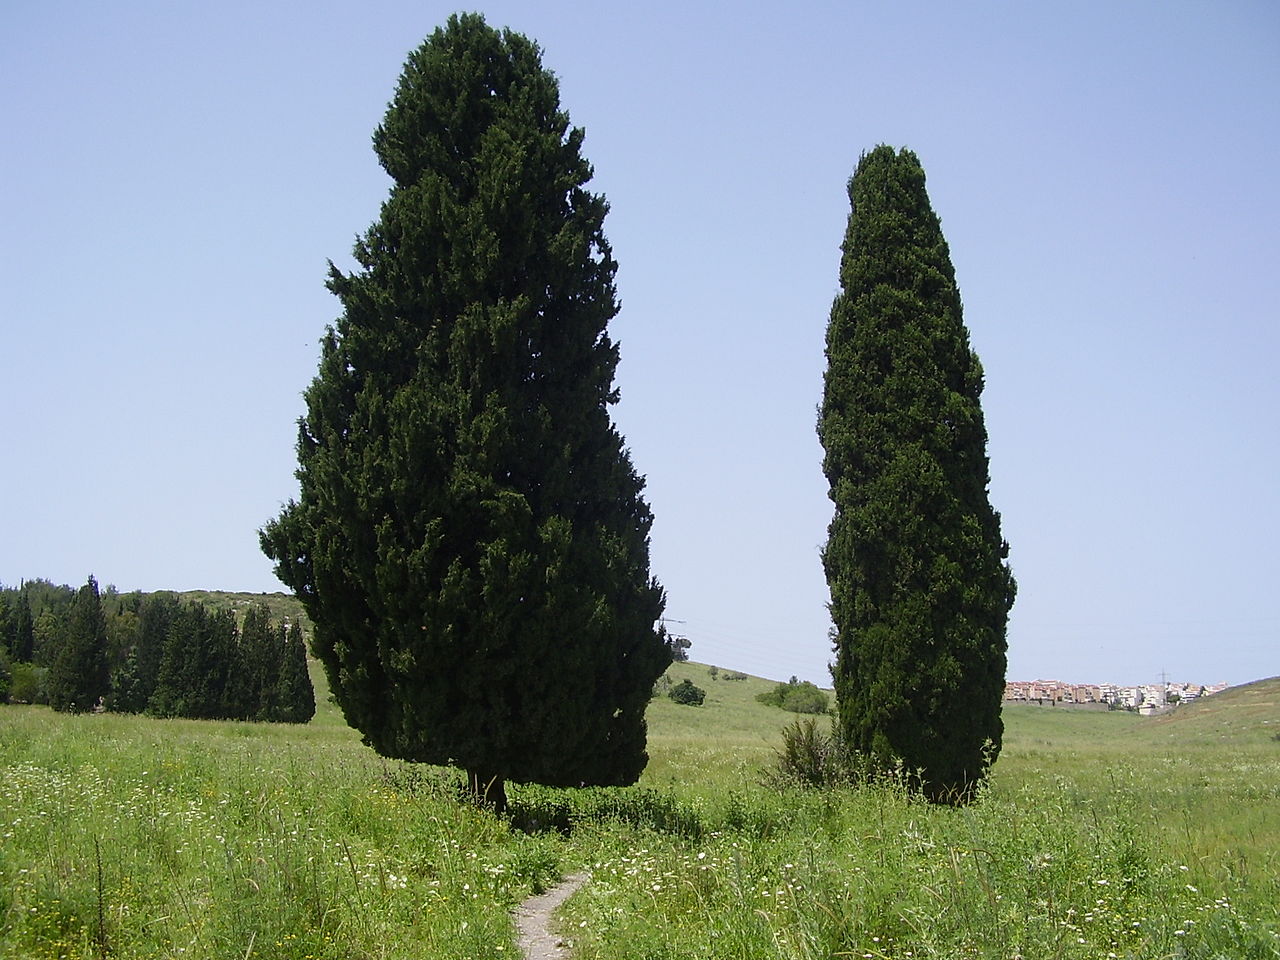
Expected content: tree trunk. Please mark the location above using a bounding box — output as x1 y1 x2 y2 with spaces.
467 770 507 814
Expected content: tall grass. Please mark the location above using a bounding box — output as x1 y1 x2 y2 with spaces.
2 666 1277 958
0 709 560 959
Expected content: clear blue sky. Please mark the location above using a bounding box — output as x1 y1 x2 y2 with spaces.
3 1 1276 688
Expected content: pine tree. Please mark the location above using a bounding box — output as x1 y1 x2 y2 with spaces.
48 576 111 713
261 14 668 808
819 146 1016 803
275 622 315 724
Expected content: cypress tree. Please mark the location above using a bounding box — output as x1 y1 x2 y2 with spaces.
819 146 1016 803
237 602 278 721
275 621 315 724
48 576 111 713
261 13 668 808
13 591 35 663
121 592 177 714
0 592 12 658
149 601 237 719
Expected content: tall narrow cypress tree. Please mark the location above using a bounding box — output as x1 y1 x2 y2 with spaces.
819 146 1015 803
238 602 278 721
11 592 34 662
276 621 315 724
261 14 668 807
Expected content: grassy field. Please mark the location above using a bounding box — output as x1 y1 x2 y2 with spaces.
1 660 1277 959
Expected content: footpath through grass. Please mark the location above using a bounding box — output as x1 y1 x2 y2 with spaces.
1 664 1277 959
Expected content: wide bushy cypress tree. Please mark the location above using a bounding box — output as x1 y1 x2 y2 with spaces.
819 146 1015 803
262 14 668 807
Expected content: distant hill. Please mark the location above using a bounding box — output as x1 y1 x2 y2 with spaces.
1140 675 1280 746
175 590 311 635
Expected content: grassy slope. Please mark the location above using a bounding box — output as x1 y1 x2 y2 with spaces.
1141 675 1280 746
644 663 812 792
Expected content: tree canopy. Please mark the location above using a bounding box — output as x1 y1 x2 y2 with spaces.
261 13 668 807
819 146 1015 803
47 576 109 713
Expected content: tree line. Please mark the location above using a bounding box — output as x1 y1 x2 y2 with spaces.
0 577 314 723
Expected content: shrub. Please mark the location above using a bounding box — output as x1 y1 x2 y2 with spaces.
668 679 706 706
756 676 831 714
7 663 48 705
0 648 10 703
769 717 854 788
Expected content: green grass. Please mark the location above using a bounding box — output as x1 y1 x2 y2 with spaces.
2 663 1277 959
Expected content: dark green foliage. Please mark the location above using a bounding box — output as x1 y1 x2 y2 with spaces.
120 593 177 713
1 580 308 723
0 647 10 703
7 663 48 704
0 594 11 662
261 14 668 798
47 577 111 713
13 579 76 667
668 679 706 706
237 603 279 721
756 676 831 714
149 602 238 719
819 146 1015 803
275 621 315 724
0 586 39 662
11 593 34 662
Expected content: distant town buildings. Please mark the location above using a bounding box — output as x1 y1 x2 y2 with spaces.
1003 679 1229 712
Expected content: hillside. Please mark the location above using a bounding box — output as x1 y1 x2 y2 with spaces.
644 661 822 790
1139 674 1280 746
175 589 310 632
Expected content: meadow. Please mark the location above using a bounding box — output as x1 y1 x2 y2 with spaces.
1 661 1277 959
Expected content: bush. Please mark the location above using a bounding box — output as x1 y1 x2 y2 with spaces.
7 663 48 705
0 648 10 703
768 717 853 788
668 679 706 706
756 676 831 714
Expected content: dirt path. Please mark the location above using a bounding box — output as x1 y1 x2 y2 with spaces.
514 871 590 960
